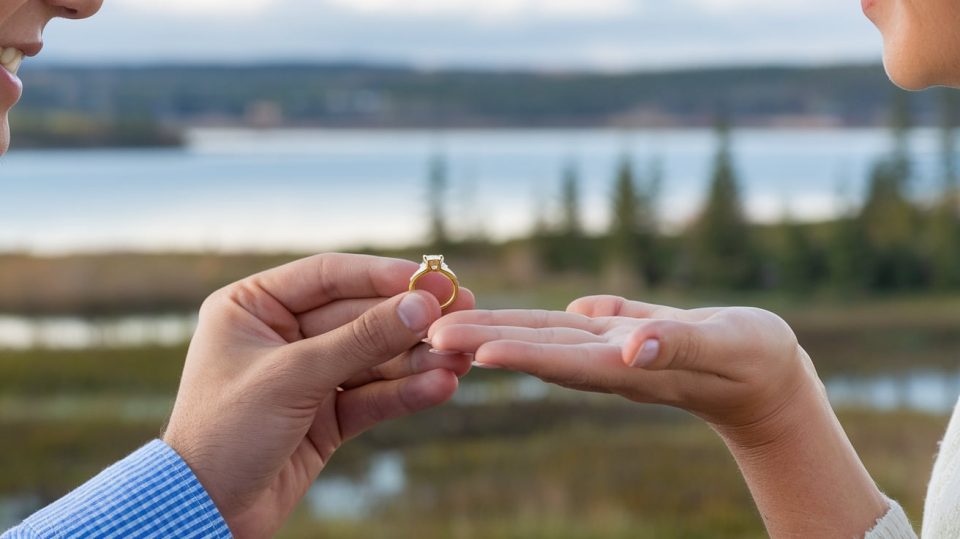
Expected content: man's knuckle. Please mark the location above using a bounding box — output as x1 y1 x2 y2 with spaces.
199 286 228 316
364 390 393 422
348 314 391 358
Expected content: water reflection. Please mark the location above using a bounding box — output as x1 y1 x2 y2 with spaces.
309 452 406 520
826 370 960 414
453 375 551 405
0 370 954 422
0 315 196 350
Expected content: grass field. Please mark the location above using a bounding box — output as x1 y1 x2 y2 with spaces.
1 252 959 536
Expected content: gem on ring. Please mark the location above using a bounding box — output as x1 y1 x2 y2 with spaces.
409 254 460 310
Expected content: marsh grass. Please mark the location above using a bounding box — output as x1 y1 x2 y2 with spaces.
0 283 958 536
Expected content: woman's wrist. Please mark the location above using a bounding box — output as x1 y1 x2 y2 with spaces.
712 349 888 538
710 348 823 451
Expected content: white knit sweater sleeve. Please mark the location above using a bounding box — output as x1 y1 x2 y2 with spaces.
865 498 915 539
865 396 960 539
920 397 960 538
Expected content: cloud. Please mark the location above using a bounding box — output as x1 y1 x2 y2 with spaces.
36 0 880 69
323 0 634 21
113 0 275 16
687 0 844 15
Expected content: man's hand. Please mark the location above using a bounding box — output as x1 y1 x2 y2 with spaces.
163 254 475 538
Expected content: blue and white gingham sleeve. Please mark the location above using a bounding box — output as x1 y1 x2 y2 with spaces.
1 439 232 539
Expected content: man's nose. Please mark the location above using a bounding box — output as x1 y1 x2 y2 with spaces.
46 0 102 20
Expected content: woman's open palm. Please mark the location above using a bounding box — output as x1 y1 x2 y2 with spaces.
429 295 817 430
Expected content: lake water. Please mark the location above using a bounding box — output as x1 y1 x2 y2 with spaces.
0 314 196 350
0 127 950 254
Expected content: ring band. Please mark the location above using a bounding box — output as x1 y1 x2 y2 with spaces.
409 254 460 310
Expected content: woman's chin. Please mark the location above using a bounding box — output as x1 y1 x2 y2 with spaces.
882 49 936 91
0 116 8 156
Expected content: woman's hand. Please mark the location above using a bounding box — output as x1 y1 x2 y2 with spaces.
429 295 809 432
429 295 890 538
163 254 475 539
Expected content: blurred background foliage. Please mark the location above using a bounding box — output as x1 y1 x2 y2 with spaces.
4 60 960 538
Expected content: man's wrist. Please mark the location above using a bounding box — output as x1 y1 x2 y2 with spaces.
14 440 231 539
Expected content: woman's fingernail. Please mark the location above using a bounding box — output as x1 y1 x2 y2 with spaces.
631 339 660 368
398 293 432 333
472 361 502 370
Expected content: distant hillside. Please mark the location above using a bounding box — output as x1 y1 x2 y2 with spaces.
14 62 952 129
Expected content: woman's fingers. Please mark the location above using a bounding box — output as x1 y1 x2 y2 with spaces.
336 369 459 441
431 324 604 354
474 341 622 383
620 318 746 379
339 344 473 389
429 309 601 339
567 295 666 318
298 287 476 338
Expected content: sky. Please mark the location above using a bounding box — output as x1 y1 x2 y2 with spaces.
37 0 883 70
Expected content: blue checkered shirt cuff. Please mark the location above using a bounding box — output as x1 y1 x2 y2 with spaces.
1 439 232 538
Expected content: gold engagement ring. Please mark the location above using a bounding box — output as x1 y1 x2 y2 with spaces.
409 254 460 310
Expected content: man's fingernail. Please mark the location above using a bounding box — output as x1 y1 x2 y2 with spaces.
430 348 462 357
398 293 432 333
631 339 660 368
472 361 502 370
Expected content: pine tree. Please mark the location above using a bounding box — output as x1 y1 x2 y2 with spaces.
827 180 870 292
560 162 583 239
602 154 664 289
890 88 912 181
550 161 596 273
776 212 821 292
688 117 758 289
860 160 920 289
606 155 642 289
427 154 450 250
859 91 922 290
929 89 960 288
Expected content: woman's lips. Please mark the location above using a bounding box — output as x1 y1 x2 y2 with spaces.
0 65 23 108
0 47 25 109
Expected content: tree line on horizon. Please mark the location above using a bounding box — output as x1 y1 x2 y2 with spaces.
427 89 960 294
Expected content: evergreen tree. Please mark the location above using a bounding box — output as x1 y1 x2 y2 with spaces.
929 89 960 288
427 154 450 250
638 157 663 284
775 212 822 293
551 162 596 273
859 92 922 290
560 162 583 238
608 155 640 269
890 88 913 181
860 159 921 289
827 180 870 292
687 117 758 289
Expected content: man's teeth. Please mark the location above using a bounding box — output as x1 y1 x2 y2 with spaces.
0 47 24 76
